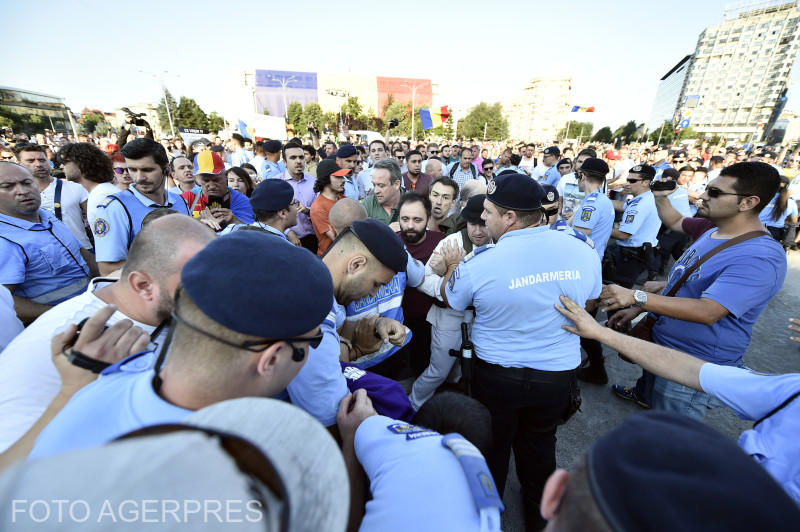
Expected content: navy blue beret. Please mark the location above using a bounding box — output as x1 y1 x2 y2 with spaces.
350 218 407 273
336 145 357 158
486 173 545 211
580 157 609 176
181 232 333 338
263 140 282 154
249 179 294 211
460 194 486 225
588 411 800 531
541 185 559 204
543 146 560 157
629 164 656 179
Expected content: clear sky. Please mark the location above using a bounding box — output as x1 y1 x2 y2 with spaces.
2 0 798 131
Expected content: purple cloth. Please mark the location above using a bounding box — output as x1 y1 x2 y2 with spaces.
280 171 317 238
341 362 415 422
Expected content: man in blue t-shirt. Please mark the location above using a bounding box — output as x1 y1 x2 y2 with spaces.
600 162 787 421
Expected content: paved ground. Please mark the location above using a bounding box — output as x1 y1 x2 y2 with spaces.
499 251 800 531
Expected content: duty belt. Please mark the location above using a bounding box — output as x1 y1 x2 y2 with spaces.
475 357 577 384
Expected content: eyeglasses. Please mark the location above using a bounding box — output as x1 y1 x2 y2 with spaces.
117 423 290 531
705 186 751 198
170 312 323 362
483 166 494 171
113 167 129 174
428 150 439 154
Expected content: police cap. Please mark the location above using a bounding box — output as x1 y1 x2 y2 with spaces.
249 179 294 212
181 232 333 338
543 146 560 157
629 164 656 179
336 145 358 158
580 157 609 176
460 194 486 225
486 173 545 211
264 140 282 154
588 411 800 531
350 218 407 273
541 185 559 205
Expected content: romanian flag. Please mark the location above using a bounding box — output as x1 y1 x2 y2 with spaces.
194 151 225 175
570 106 595 113
237 119 254 140
419 106 451 130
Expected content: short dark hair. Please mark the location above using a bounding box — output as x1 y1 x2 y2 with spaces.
368 139 386 151
411 392 493 457
56 142 113 183
121 138 168 168
282 142 304 161
15 144 46 155
430 176 459 198
678 165 694 173
460 146 472 157
710 155 725 165
720 162 781 214
230 133 244 144
406 149 422 161
253 209 281 223
302 144 316 157
577 148 597 159
397 192 432 219
694 166 708 175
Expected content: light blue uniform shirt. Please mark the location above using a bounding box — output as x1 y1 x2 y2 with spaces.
227 148 251 168
357 166 375 198
355 415 494 532
699 364 800 505
93 185 190 262
343 175 362 201
286 297 349 426
264 160 283 180
617 190 661 248
29 352 191 459
759 193 798 228
0 209 90 305
446 226 601 370
667 186 693 218
573 190 614 258
541 165 562 187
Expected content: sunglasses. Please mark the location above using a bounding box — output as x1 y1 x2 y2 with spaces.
170 312 322 362
113 167 129 174
626 178 644 183
483 166 494 171
395 155 405 160
116 423 289 531
705 186 751 198
428 150 439 154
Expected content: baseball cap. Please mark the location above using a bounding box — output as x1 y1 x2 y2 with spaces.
460 194 486 225
604 150 620 160
316 159 351 181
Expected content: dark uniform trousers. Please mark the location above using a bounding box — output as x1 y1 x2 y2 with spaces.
473 358 575 531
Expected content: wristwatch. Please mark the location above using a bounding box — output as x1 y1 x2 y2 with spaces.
633 290 648 308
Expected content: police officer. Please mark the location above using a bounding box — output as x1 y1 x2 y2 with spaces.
93 138 190 275
606 164 661 287
532 146 562 187
440 173 602 530
541 185 596 249
219 178 299 239
0 163 93 323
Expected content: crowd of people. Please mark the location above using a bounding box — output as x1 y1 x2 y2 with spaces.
0 115 798 531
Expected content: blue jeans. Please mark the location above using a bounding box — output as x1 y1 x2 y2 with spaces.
651 375 715 421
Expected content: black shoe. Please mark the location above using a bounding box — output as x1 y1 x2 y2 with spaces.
578 363 608 385
612 384 651 409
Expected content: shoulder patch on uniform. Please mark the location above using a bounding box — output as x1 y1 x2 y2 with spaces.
580 207 594 222
386 423 439 440
625 214 635 224
93 218 110 237
99 196 115 208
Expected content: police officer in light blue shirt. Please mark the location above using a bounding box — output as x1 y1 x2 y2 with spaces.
262 140 284 179
29 231 334 459
0 163 91 319
533 146 562 187
218 178 297 240
606 164 661 287
92 139 189 274
571 157 614 259
440 173 601 529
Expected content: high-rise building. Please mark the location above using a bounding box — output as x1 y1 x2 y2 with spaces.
677 0 800 141
647 55 692 130
503 77 572 142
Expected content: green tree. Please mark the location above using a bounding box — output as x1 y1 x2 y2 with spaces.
557 121 593 141
301 103 324 136
208 111 225 133
322 111 339 134
286 102 304 131
80 113 103 133
678 126 699 141
94 122 111 136
441 114 454 139
156 89 179 133
612 120 639 143
591 126 612 142
648 121 675 145
341 96 364 127
458 102 508 140
0 115 13 128
176 97 208 129
384 100 410 136
262 108 270 116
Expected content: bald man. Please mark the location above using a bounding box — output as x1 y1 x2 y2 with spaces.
426 159 444 180
329 198 368 236
0 214 214 454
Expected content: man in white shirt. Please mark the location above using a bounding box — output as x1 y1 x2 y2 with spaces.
17 144 91 249
57 142 120 228
518 143 537 175
0 214 213 452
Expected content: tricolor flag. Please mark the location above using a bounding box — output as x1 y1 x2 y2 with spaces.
419 106 451 130
570 106 595 113
237 120 254 140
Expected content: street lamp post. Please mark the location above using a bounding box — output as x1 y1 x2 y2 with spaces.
267 74 297 121
400 80 430 141
138 69 176 137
